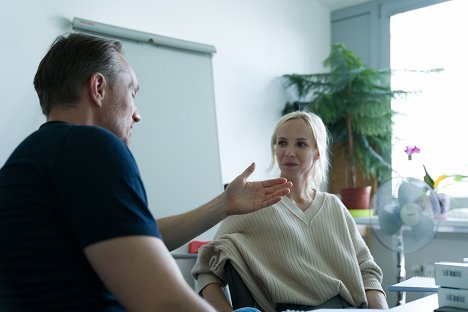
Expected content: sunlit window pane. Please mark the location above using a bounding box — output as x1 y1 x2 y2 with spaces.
391 0 468 196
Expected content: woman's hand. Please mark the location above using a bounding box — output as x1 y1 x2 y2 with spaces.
366 289 389 309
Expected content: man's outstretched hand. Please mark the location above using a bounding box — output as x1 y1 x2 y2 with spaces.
224 162 292 216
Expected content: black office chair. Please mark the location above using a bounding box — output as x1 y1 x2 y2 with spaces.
224 260 256 309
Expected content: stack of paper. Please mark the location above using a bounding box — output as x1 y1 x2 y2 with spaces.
387 276 438 292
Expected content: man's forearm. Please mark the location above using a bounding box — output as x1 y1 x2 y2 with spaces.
157 193 226 251
156 163 291 251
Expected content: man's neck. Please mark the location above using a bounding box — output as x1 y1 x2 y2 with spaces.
47 105 95 126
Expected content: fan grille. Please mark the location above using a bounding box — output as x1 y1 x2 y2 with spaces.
370 177 441 253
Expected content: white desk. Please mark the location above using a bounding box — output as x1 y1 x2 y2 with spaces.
314 294 438 311
390 294 438 311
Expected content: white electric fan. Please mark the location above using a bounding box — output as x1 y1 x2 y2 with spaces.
370 177 442 305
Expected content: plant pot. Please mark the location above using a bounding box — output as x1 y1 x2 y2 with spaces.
341 186 372 209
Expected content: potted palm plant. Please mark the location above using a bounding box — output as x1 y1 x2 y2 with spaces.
282 43 409 209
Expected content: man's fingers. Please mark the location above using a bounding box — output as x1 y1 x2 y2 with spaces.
264 181 293 194
259 186 291 208
261 178 291 188
264 187 290 200
273 187 291 197
239 162 256 180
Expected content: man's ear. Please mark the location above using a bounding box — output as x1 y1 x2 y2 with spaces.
88 73 107 107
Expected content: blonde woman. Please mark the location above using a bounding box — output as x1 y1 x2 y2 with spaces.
192 111 388 311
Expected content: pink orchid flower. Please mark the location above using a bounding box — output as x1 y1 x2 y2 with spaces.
404 145 420 160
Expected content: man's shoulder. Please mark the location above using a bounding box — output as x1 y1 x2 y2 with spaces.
32 122 132 166
40 122 123 147
45 121 116 138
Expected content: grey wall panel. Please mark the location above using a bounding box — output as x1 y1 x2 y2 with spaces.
74 20 223 243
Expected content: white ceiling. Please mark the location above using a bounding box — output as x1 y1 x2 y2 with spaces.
318 0 370 11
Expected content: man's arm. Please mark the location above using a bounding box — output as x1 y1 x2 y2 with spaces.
157 163 292 251
85 236 216 312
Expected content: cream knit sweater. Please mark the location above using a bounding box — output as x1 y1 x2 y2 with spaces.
191 191 384 312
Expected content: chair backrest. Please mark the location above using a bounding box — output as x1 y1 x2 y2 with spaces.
224 260 256 309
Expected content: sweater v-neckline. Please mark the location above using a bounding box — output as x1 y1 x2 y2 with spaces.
283 192 324 224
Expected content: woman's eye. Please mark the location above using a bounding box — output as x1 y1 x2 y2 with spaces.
298 142 307 148
277 141 287 146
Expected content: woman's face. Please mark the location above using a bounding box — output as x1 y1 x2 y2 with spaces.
275 119 319 181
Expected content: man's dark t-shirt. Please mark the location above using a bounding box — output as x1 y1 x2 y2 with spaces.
0 121 161 311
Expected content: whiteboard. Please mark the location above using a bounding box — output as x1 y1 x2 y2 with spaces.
73 18 223 243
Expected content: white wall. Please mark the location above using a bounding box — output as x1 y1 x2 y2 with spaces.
0 0 330 186
0 0 331 287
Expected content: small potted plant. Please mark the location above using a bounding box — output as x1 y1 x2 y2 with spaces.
282 43 409 209
423 164 468 219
